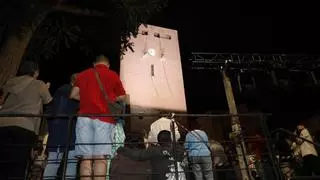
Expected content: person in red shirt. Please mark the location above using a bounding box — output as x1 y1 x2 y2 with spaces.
70 55 126 180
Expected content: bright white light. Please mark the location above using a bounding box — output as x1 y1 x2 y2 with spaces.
147 48 156 56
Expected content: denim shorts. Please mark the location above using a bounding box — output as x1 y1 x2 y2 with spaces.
75 117 115 158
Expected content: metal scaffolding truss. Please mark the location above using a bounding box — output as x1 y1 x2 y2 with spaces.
189 52 320 71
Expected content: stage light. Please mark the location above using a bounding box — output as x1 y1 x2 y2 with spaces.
141 48 156 59
147 48 156 56
225 59 232 64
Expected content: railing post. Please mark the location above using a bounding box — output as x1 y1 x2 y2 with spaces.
239 132 253 180
221 70 250 180
170 113 179 180
259 114 282 180
24 155 31 180
61 115 74 180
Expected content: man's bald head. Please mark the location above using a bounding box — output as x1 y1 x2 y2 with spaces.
94 55 110 68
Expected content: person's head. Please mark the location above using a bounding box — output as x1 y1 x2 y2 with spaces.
70 73 77 86
157 130 172 146
94 55 110 68
158 110 172 118
189 119 202 131
297 120 306 131
18 61 39 78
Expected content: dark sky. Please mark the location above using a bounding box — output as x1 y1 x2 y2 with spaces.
149 0 320 54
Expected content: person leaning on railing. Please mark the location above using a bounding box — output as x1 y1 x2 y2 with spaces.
0 61 52 180
291 122 320 176
184 121 213 180
69 55 126 180
43 73 79 179
109 132 151 180
117 130 187 180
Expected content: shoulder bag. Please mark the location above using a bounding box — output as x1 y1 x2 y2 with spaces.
93 68 124 115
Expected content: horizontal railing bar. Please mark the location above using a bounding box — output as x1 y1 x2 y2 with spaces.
0 113 272 118
191 52 319 57
271 128 320 148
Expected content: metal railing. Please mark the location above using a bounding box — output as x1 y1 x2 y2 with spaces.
0 113 319 180
271 128 320 149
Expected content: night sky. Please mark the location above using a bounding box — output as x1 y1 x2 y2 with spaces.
149 1 319 54
37 1 320 129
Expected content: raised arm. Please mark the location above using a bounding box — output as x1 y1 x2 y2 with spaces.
296 129 311 145
40 81 53 104
174 121 181 141
69 87 80 100
69 73 80 100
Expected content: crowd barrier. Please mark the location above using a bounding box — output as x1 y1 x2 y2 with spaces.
0 113 319 180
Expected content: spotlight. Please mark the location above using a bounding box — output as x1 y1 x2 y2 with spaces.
147 48 156 56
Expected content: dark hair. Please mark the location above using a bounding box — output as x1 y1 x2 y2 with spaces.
95 55 110 64
189 119 201 131
157 130 171 145
70 73 77 83
158 110 175 119
18 61 39 76
298 120 307 126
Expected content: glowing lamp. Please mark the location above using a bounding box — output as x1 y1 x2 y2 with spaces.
147 48 156 56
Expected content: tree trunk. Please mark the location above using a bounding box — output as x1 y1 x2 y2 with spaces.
0 11 49 87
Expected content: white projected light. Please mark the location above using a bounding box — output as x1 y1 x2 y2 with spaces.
147 48 156 56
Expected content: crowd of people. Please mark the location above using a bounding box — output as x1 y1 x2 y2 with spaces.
0 55 217 180
0 55 320 180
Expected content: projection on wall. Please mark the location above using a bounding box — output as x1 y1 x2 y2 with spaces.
120 25 187 128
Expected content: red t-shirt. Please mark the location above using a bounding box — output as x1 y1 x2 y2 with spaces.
75 64 126 123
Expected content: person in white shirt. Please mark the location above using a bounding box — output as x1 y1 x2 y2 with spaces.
291 123 320 175
147 116 180 146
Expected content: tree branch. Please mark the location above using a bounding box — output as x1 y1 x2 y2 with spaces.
52 5 109 17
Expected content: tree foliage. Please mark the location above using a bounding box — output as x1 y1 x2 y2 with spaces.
114 0 169 54
25 12 82 61
0 0 169 61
